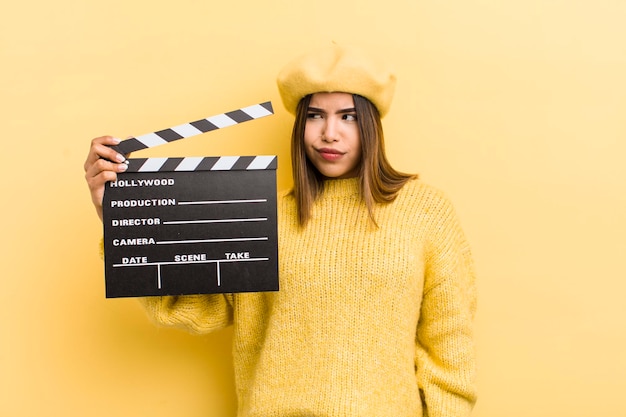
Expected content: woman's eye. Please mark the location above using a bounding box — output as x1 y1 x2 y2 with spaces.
343 114 357 121
307 113 322 119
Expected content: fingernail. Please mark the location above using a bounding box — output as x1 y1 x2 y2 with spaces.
115 153 126 163
118 163 128 171
112 137 121 144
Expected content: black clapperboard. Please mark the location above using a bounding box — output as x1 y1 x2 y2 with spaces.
102 102 279 298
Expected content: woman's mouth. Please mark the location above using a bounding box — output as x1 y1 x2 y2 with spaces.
317 148 345 161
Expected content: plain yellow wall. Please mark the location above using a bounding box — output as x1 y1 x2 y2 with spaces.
2 1 625 416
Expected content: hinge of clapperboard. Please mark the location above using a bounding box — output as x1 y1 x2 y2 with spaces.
108 101 274 163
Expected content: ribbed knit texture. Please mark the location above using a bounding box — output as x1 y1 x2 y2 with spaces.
139 178 477 417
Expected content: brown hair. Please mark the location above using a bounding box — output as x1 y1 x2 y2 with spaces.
290 94 416 226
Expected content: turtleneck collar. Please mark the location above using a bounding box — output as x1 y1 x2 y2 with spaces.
320 177 361 198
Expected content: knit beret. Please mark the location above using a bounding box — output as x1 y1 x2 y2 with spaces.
276 44 397 117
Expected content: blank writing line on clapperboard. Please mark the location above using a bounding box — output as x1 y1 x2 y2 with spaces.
110 101 274 155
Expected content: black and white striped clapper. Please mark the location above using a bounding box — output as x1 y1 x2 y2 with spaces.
101 101 278 298
110 101 274 155
103 155 279 298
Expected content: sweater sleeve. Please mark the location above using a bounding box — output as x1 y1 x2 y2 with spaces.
415 196 477 417
138 294 234 335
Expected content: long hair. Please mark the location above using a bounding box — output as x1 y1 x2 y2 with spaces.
290 94 416 227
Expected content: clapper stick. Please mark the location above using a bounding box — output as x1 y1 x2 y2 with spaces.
122 155 278 173
110 101 274 155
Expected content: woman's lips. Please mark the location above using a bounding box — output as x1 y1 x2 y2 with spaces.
317 148 344 161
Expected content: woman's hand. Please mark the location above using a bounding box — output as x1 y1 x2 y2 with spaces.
83 136 129 221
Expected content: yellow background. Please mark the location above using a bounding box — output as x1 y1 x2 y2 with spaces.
2 1 625 416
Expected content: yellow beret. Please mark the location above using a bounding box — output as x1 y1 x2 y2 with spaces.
276 44 397 117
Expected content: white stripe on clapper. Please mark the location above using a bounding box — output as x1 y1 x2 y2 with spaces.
242 103 273 118
170 123 203 138
175 157 204 171
207 114 238 129
211 156 239 170
135 132 169 148
247 155 275 170
138 157 168 172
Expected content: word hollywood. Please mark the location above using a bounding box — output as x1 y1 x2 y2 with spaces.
110 178 175 187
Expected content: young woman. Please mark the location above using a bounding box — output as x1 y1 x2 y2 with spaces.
84 44 477 417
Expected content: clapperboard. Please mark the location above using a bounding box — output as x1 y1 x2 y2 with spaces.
102 102 279 298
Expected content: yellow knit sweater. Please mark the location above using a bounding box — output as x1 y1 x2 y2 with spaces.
139 178 477 417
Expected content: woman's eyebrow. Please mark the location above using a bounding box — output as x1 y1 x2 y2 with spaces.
307 107 356 114
336 108 356 114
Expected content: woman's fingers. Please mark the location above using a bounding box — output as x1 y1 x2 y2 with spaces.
83 135 127 172
84 136 129 221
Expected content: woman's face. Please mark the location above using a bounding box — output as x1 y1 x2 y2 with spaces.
303 92 362 179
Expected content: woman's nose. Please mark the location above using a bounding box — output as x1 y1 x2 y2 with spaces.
322 119 339 142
